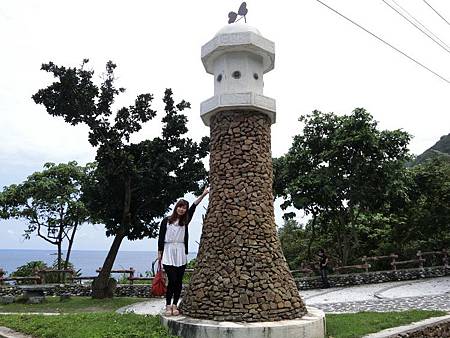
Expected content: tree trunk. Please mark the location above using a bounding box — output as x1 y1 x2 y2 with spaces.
57 208 64 282
57 241 62 282
64 222 78 270
91 230 125 298
349 207 361 249
342 233 351 265
334 218 344 264
337 212 352 265
92 176 131 299
306 213 317 260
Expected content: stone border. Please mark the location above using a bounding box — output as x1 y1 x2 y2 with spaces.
160 306 325 338
373 280 427 299
302 287 345 301
0 326 32 338
362 314 450 337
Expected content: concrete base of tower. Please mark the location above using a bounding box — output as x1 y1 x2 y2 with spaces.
160 306 325 338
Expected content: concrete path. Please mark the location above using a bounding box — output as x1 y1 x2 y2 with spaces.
118 276 450 315
301 276 450 313
117 297 165 315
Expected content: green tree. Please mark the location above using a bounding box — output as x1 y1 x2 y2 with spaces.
277 219 308 269
32 60 209 298
0 162 90 273
274 108 411 264
396 157 450 251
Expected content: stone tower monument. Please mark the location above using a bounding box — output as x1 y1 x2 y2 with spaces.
180 23 307 322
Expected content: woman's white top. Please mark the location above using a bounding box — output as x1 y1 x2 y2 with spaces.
161 219 187 267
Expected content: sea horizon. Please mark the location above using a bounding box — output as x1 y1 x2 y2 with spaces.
0 249 197 277
0 248 165 252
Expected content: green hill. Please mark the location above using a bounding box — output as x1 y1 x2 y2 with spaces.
411 133 450 166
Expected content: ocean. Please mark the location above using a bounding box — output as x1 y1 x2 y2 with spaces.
0 249 197 277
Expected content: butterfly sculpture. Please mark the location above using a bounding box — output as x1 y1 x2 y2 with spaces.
228 2 248 24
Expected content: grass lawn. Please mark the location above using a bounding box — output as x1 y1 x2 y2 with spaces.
0 298 446 338
0 296 148 313
326 310 448 338
0 313 175 338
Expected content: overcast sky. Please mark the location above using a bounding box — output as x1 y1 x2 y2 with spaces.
1 0 449 252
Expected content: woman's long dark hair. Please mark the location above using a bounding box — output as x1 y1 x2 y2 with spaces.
168 199 189 226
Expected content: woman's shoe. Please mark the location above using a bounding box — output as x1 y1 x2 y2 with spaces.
172 305 180 316
165 305 173 316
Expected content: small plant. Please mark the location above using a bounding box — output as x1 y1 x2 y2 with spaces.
12 261 47 284
42 259 80 283
117 273 130 285
186 258 197 269
183 258 197 284
11 260 80 284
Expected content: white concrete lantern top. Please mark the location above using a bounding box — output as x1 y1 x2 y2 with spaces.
200 23 276 126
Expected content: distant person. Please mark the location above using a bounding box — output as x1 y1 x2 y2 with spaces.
158 187 209 316
318 248 330 288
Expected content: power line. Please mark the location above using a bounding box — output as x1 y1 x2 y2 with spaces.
423 0 450 27
382 0 450 54
313 0 450 84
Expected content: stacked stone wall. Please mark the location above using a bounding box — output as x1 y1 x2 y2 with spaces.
296 267 449 290
180 111 307 322
0 267 447 299
396 321 450 338
380 317 450 337
0 284 152 298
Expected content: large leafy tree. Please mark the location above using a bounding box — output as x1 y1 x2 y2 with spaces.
0 162 90 273
274 108 411 264
32 60 208 298
394 157 450 251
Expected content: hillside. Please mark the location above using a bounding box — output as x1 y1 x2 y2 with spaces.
411 133 450 166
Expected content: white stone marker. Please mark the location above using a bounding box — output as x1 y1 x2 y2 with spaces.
200 23 276 126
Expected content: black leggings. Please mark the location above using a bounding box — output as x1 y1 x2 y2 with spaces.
163 264 186 306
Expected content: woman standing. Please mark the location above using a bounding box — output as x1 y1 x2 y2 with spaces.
158 187 209 316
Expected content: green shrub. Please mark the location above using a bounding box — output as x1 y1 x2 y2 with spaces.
12 261 48 278
11 260 80 284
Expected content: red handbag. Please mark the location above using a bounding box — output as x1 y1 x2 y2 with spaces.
151 261 166 297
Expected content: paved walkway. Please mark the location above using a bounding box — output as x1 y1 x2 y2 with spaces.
301 276 450 313
118 276 450 315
